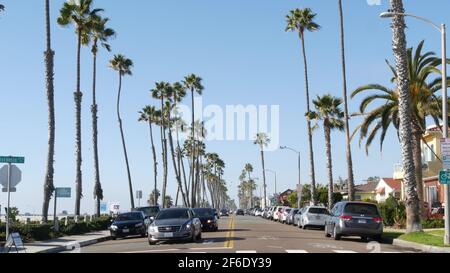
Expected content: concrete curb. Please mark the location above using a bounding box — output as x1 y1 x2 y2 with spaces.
35 235 112 253
392 238 450 253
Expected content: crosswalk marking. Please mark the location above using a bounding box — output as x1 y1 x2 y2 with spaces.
333 250 357 253
286 250 309 253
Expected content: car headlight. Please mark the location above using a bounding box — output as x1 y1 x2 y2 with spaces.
135 223 144 228
184 224 192 231
149 225 158 233
110 225 118 231
207 220 212 224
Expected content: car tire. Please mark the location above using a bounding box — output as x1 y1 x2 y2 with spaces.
333 226 341 241
373 235 382 242
302 225 307 230
111 236 117 241
196 232 202 241
325 226 331 238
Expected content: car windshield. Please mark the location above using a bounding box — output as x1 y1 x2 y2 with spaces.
193 209 214 217
344 204 379 216
285 209 291 213
136 207 159 217
292 209 299 214
157 209 190 220
308 208 328 215
116 213 142 221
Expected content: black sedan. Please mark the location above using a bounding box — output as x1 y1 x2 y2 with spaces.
109 211 147 240
193 208 219 232
236 209 244 216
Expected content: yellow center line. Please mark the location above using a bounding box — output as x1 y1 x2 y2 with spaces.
229 215 236 249
223 216 233 248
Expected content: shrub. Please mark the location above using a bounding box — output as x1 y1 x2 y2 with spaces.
378 196 405 228
422 218 445 229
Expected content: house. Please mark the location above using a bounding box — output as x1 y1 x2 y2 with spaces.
353 181 378 201
278 189 294 206
375 178 404 203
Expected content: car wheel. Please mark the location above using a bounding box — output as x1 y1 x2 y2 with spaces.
333 226 341 241
196 232 202 241
111 236 117 241
325 226 331 238
372 235 382 242
302 225 307 230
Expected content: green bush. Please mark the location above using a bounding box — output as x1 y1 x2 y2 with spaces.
422 218 445 229
378 196 406 228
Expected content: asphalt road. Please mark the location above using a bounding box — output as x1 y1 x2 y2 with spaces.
78 215 419 253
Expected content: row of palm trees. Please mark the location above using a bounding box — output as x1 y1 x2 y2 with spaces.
286 1 449 233
238 164 257 209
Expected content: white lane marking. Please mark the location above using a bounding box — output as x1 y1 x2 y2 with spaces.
202 240 214 245
236 250 257 253
189 252 207 253
286 250 309 253
333 250 358 253
122 248 180 253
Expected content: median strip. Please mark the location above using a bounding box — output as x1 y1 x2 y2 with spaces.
223 216 235 249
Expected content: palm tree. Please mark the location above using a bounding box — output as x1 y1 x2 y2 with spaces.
307 95 345 210
151 82 172 208
286 8 320 205
389 0 421 233
42 0 56 223
110 54 135 209
254 133 270 209
244 164 254 207
139 106 160 206
89 15 115 217
183 74 204 207
352 41 445 219
337 0 355 201
57 0 103 215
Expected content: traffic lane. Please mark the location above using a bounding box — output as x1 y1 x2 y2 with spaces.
232 216 420 253
79 216 235 253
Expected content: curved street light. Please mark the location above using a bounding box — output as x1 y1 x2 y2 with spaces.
280 146 302 208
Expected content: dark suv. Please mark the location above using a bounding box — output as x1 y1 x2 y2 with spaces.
325 202 383 242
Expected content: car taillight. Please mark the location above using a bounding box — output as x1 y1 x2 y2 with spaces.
340 215 352 221
373 217 383 223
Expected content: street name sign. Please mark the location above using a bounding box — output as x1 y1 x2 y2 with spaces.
55 188 71 198
439 170 450 185
0 156 25 164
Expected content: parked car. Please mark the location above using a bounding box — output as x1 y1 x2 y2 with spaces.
266 207 275 220
148 208 202 245
255 209 264 217
220 209 229 217
273 206 287 222
325 202 383 242
133 206 160 222
286 208 299 225
193 208 218 232
298 206 329 229
293 208 305 226
280 208 292 223
236 209 245 216
109 211 148 240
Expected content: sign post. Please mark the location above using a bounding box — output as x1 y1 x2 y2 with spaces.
0 156 24 240
54 188 71 232
136 190 143 207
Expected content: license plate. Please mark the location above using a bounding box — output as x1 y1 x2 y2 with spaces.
164 233 174 238
358 220 367 224
122 229 129 233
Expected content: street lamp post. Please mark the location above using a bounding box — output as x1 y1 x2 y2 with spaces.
380 11 449 245
264 169 277 206
280 146 302 208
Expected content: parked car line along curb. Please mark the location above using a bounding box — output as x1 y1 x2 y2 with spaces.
392 238 450 253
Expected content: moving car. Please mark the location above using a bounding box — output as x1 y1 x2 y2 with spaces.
148 208 202 245
220 209 229 217
286 208 299 225
236 209 245 216
193 208 219 231
325 202 383 242
109 211 148 240
299 206 329 229
133 206 160 221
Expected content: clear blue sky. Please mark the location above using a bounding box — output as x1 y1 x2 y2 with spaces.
0 0 449 214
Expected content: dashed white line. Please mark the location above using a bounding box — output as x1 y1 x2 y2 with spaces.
333 250 358 253
286 250 309 253
236 250 257 253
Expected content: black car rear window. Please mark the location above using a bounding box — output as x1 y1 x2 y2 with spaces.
116 212 143 221
157 209 190 220
193 209 214 217
308 208 328 214
344 204 379 216
136 207 160 217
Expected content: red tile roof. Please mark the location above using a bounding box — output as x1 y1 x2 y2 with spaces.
382 178 402 191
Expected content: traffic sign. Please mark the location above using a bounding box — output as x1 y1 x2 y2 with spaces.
439 170 450 185
442 139 450 170
0 165 22 188
55 188 71 198
0 156 25 164
136 190 143 199
100 202 108 213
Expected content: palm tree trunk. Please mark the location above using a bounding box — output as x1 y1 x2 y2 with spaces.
92 47 102 217
148 121 158 206
42 0 55 223
300 34 317 205
261 149 267 209
390 0 422 233
412 127 425 218
180 152 190 207
324 122 334 211
160 98 168 208
116 73 135 209
74 30 83 216
191 89 196 208
168 127 188 206
338 0 355 201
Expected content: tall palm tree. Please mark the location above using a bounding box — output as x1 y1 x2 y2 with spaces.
286 8 320 205
151 82 172 208
307 95 345 210
139 106 160 206
57 0 103 215
42 0 56 223
389 0 421 233
183 74 204 207
352 41 446 219
89 15 115 217
244 164 254 207
254 133 270 209
110 54 135 209
337 0 355 201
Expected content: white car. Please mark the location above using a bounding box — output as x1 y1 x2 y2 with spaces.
280 208 292 223
273 206 288 221
298 206 329 230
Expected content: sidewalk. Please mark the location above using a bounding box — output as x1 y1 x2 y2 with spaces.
1 230 111 253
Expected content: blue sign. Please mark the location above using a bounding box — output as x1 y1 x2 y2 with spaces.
439 171 450 185
55 188 71 198
100 202 108 213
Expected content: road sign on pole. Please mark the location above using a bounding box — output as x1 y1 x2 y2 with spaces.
53 188 71 232
440 171 450 185
0 156 25 164
442 139 450 170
